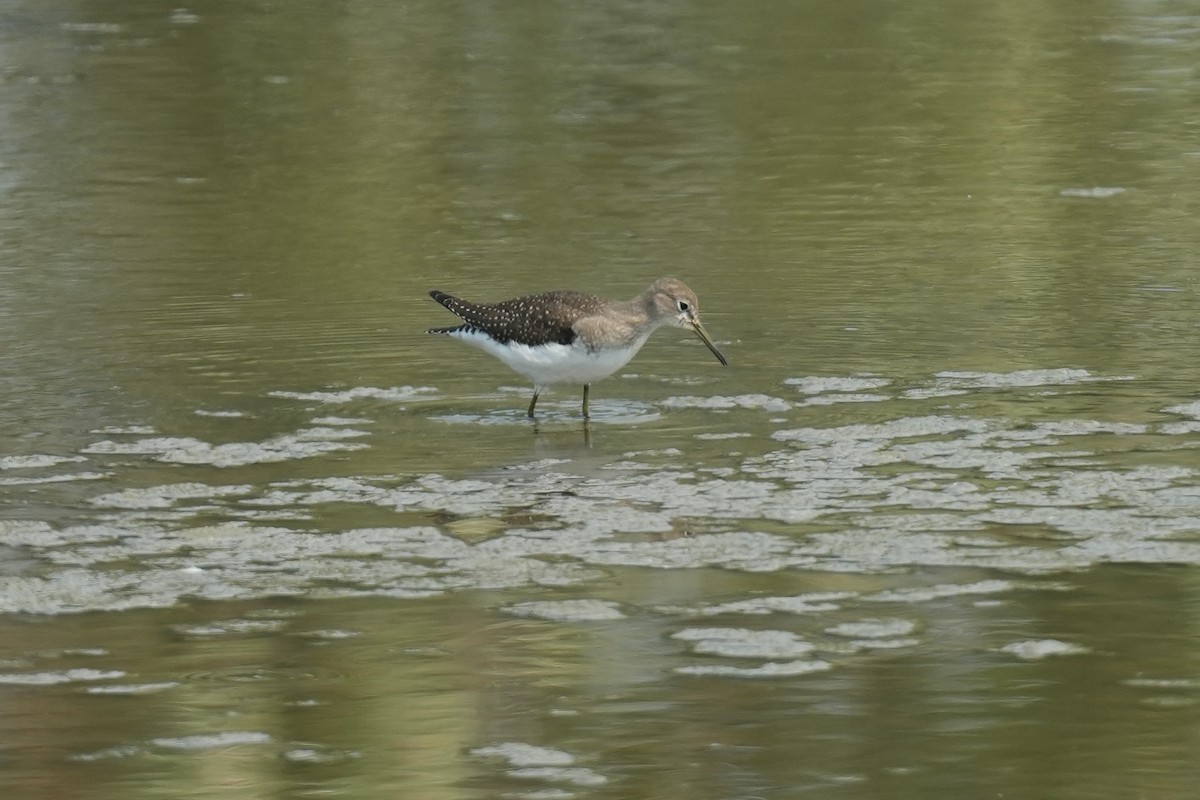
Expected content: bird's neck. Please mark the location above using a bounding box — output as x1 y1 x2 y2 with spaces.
575 296 667 352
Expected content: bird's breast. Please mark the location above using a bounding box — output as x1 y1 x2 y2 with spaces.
454 329 649 387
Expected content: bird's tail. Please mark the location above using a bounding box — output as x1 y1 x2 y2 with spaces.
427 324 474 336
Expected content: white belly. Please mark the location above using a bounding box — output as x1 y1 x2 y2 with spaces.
451 330 649 389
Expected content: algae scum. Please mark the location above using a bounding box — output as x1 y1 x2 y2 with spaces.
7 368 1200 680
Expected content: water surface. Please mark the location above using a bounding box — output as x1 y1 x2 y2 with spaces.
3 1 1200 798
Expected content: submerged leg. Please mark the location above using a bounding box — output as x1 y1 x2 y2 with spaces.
527 391 539 418
582 384 590 419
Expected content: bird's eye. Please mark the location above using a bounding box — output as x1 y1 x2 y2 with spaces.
677 300 691 313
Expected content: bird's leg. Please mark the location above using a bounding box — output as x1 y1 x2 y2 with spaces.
527 391 539 418
582 384 590 419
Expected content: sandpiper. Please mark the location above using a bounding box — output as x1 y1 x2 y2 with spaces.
427 277 728 418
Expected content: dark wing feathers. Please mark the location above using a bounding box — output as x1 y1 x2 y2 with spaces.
428 290 609 347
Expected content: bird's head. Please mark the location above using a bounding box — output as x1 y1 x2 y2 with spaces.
648 277 728 366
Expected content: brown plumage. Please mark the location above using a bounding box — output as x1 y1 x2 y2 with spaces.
428 277 727 418
427 290 608 347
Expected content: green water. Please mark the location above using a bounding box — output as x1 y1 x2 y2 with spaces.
3 1 1200 798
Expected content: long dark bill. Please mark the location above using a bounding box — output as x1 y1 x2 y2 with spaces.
690 321 728 366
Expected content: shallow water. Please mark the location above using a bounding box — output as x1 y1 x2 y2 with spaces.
4 1 1200 798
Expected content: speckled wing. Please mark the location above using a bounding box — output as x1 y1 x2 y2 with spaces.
427 290 610 347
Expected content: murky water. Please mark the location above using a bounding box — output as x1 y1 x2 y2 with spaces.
3 1 1200 797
